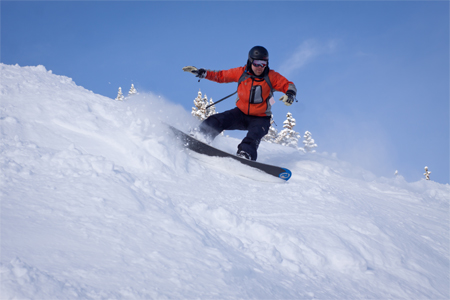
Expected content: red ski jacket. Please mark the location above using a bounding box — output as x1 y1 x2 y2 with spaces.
205 66 296 117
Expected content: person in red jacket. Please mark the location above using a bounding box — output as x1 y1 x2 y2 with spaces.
183 46 297 161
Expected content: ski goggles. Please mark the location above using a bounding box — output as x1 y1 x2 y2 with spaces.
252 60 268 68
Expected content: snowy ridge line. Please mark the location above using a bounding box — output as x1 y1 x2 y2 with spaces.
1 63 449 299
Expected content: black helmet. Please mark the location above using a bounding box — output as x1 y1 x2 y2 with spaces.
248 46 269 62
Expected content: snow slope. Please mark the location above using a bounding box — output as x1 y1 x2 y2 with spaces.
1 63 449 299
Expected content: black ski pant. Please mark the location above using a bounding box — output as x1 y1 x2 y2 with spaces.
199 107 271 161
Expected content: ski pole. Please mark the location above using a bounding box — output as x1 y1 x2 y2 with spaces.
205 91 237 109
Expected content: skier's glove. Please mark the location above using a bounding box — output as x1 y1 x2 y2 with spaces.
182 66 207 79
279 92 295 106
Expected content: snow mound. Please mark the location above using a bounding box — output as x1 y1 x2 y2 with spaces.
1 63 449 299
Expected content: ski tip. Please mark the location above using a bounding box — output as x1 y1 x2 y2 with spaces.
279 169 292 181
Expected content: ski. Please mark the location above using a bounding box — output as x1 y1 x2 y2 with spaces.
167 124 292 181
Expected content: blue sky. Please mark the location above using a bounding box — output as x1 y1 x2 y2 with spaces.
2 1 449 184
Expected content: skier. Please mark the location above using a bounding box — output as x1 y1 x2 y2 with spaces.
183 46 297 161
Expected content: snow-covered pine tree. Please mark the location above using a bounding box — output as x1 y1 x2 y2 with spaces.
115 87 124 101
424 166 431 180
128 84 137 96
262 117 278 143
303 131 317 153
191 89 216 121
274 112 300 148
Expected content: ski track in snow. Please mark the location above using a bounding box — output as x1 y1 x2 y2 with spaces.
1 64 449 299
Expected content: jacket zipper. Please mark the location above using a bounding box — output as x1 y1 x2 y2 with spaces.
248 78 255 115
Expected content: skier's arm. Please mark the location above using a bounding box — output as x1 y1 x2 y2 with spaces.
183 66 243 83
269 71 297 106
204 67 244 83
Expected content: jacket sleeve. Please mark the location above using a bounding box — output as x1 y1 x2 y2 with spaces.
269 70 297 96
205 67 245 83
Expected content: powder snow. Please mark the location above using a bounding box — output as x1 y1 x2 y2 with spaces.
0 64 449 299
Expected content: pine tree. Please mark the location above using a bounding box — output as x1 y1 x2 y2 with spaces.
303 131 317 153
191 89 216 121
128 84 137 96
274 112 300 148
115 87 124 101
262 117 278 143
424 166 431 180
